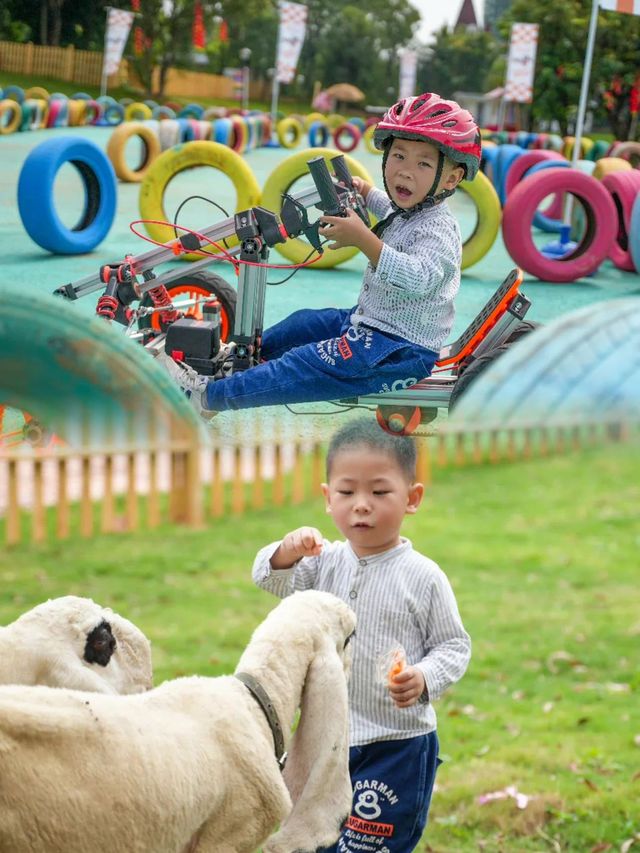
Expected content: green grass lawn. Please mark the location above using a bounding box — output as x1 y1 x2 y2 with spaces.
0 440 638 852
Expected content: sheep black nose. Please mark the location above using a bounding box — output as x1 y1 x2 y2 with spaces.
84 620 117 667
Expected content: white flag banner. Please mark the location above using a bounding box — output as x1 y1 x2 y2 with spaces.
504 22 539 103
103 8 135 76
599 0 640 13
275 1 307 84
398 49 417 100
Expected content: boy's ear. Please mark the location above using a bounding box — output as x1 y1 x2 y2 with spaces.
445 165 465 189
321 483 332 513
405 482 424 515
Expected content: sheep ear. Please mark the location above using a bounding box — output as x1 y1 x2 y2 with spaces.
263 636 352 853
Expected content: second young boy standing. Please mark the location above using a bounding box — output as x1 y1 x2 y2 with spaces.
252 419 471 853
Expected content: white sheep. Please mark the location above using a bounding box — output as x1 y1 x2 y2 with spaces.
0 595 152 694
0 589 356 853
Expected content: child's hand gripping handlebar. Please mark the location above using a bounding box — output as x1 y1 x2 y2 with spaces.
307 156 370 227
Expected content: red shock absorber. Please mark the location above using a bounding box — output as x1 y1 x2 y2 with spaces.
96 265 120 319
147 282 178 327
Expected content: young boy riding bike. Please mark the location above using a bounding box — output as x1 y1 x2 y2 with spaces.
160 93 482 414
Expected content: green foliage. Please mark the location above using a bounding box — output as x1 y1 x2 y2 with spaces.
0 8 31 43
0 440 638 850
417 26 503 101
500 0 640 138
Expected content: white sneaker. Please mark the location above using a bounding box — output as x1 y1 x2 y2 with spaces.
154 351 215 420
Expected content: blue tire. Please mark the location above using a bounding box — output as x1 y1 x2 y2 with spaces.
17 136 117 254
629 192 640 273
527 160 572 232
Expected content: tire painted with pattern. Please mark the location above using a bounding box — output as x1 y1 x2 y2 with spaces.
261 147 374 268
600 170 640 271
18 137 117 254
139 141 261 261
107 122 161 183
502 169 617 282
458 171 501 270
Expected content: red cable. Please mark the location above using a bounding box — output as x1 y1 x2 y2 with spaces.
128 219 325 272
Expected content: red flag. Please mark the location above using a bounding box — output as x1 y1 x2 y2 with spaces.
219 19 229 43
131 0 145 56
192 2 206 50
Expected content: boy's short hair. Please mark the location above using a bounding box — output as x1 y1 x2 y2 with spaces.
326 417 417 481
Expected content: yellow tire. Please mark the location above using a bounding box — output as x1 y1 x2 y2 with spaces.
67 99 87 126
125 102 153 122
593 156 633 180
457 171 501 270
25 86 50 101
277 116 303 148
303 111 326 129
261 147 375 268
107 121 161 183
0 99 21 134
363 124 381 155
562 135 594 160
326 113 347 129
139 140 261 261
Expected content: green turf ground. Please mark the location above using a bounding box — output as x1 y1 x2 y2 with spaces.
1 440 638 852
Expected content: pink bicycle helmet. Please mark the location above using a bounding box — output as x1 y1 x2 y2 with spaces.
374 92 481 180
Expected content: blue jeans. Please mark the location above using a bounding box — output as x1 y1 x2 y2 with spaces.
319 733 441 853
205 307 438 411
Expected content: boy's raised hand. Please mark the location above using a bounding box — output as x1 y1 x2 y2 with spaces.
270 526 324 570
318 209 383 267
388 666 427 708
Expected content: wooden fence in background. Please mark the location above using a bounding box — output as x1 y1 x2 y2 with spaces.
0 40 264 101
0 419 636 547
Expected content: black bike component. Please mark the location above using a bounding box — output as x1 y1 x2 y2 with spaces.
280 195 323 253
164 317 221 376
449 343 512 410
307 157 344 216
253 206 286 246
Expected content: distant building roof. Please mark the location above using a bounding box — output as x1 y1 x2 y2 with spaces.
455 0 478 28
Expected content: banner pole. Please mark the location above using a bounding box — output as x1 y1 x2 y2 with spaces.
100 6 112 98
270 76 280 128
563 0 600 227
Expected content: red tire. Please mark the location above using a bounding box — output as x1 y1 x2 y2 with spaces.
601 170 640 271
503 149 565 198
502 169 617 282
332 122 361 153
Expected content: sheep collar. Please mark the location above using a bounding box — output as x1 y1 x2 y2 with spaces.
235 672 287 771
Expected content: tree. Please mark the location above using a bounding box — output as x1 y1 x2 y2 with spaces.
499 0 640 137
417 26 502 100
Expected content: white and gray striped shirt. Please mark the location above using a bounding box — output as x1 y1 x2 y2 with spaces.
351 187 462 353
252 537 471 746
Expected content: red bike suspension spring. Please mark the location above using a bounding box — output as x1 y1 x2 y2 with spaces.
96 294 119 320
147 283 178 325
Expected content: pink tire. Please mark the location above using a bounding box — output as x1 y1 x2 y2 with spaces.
333 122 361 153
600 170 640 271
503 149 565 197
502 169 617 282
